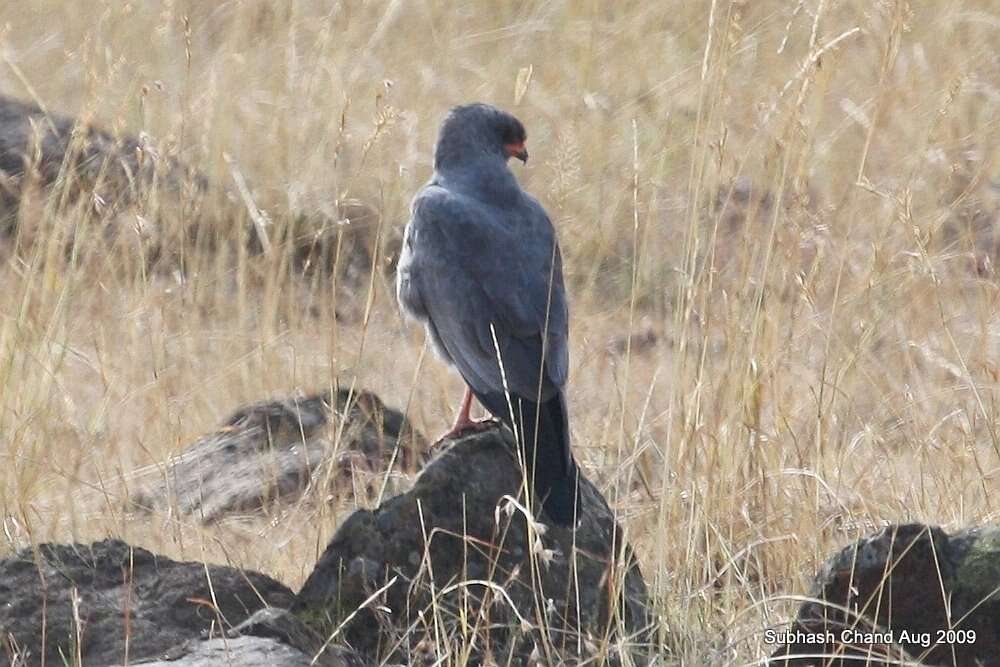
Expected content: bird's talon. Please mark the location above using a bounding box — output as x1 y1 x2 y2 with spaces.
439 418 497 441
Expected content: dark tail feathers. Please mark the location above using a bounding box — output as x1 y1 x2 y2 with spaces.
478 390 581 526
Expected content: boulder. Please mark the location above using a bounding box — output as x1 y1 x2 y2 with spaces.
132 636 321 667
772 523 1000 666
0 94 208 258
132 608 364 667
132 389 427 523
1 397 652 666
0 94 383 281
0 539 297 666
293 424 653 665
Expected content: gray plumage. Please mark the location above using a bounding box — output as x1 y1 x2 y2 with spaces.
397 103 579 524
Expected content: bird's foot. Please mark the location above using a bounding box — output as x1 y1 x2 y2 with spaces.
438 418 498 441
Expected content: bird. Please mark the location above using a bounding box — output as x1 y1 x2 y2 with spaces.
396 103 580 526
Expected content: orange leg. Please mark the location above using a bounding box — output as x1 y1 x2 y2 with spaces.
440 386 495 439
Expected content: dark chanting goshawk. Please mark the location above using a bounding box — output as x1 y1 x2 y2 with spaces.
396 103 580 525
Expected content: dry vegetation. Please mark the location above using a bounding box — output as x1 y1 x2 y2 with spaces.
1 0 999 664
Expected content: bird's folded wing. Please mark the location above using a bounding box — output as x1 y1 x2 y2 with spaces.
410 188 569 400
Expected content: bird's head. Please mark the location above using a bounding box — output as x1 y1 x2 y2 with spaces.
434 103 528 169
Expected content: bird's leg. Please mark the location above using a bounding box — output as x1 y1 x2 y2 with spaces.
452 386 476 431
440 386 495 440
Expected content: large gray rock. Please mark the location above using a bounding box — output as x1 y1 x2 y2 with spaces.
131 609 364 667
132 389 427 523
772 523 1000 666
131 636 315 667
0 539 296 666
293 424 653 665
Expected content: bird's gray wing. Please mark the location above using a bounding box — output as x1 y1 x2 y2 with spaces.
405 185 568 401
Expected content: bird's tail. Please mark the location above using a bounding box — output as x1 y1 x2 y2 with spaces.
481 390 580 525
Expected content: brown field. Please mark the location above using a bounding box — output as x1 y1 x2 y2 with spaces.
1 0 998 663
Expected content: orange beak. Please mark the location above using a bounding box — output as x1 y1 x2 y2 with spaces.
505 141 528 163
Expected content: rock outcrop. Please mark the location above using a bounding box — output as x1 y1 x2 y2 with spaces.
1 398 652 666
132 389 427 523
0 539 305 666
294 424 653 665
772 523 1000 666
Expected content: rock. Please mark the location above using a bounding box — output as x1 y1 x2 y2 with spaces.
228 608 329 658
214 608 363 667
0 94 209 257
0 403 651 665
706 176 823 295
0 539 295 666
132 389 427 523
607 325 660 356
771 523 1000 666
0 95 382 282
293 424 653 665
132 636 316 667
712 175 775 235
936 147 1000 277
286 198 383 282
131 608 365 667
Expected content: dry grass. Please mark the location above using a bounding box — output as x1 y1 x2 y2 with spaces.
1 0 999 664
